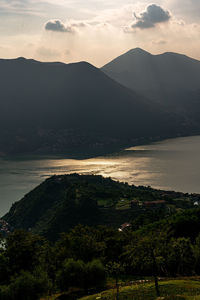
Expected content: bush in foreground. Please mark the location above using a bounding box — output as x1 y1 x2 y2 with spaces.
0 270 51 300
56 258 106 293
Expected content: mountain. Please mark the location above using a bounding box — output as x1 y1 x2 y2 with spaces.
3 174 199 240
4 174 132 240
102 48 200 96
0 57 184 156
102 48 200 122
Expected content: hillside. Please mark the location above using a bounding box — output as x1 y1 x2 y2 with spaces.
3 174 200 240
102 48 200 96
102 48 200 125
80 279 200 300
0 57 189 157
3 176 200 299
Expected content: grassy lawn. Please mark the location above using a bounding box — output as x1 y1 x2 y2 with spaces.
115 199 131 210
79 279 200 300
97 198 115 207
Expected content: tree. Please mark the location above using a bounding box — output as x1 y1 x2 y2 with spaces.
0 270 51 300
0 248 9 285
57 225 105 263
106 262 124 300
5 230 46 275
56 258 106 294
85 259 106 292
193 233 200 274
56 259 85 292
166 237 195 276
122 232 167 297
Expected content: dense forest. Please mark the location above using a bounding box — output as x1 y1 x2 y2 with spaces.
1 209 200 299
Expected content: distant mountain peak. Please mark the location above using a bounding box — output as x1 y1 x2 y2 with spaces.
16 57 27 61
127 48 151 56
15 57 38 64
102 48 152 69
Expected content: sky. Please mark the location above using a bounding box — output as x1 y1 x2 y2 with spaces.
0 0 199 66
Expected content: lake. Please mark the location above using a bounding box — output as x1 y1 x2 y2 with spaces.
1 135 200 216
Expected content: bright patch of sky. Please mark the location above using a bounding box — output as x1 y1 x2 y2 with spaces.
0 0 199 66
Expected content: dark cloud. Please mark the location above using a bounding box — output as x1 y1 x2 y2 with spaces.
132 4 171 29
45 20 73 33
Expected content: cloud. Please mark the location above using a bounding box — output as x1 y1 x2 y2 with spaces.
45 20 74 33
152 39 167 45
44 19 90 34
70 21 87 28
132 4 171 29
0 0 47 17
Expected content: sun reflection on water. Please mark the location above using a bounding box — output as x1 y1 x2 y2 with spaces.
2 135 200 216
40 154 154 187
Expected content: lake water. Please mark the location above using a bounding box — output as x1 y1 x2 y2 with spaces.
1 135 200 216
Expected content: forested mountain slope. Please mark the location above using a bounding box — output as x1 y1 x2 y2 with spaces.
0 57 187 156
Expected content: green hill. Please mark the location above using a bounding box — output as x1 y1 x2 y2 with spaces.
3 174 200 240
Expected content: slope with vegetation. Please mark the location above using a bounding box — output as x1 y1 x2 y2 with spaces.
80 279 200 300
0 57 181 157
1 175 200 299
3 174 200 240
1 209 200 299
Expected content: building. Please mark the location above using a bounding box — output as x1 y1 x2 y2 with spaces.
118 223 131 232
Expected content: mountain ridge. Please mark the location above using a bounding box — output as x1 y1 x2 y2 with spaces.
102 47 200 92
102 48 200 124
0 56 185 156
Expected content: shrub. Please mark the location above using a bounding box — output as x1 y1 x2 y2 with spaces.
86 259 106 291
0 270 51 300
56 259 85 292
56 258 106 293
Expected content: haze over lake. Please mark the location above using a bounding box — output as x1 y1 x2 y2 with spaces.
1 135 200 216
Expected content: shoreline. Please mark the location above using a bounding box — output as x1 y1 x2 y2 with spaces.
2 132 200 161
1 134 200 217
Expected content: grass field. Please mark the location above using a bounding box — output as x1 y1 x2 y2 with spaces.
79 278 200 300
